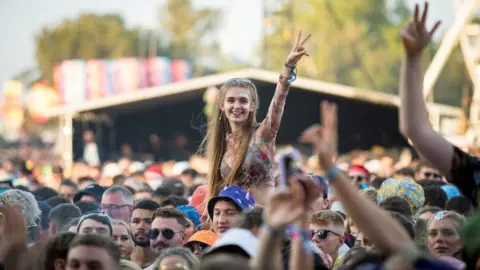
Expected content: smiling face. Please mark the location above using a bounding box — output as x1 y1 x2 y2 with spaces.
221 87 253 127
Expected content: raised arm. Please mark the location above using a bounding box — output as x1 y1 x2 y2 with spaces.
259 31 311 140
301 102 416 254
398 2 453 177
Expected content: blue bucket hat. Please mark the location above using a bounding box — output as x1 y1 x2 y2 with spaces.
207 186 255 219
176 205 201 230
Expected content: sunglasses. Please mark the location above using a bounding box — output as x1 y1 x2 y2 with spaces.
148 228 181 240
311 229 342 240
187 242 209 253
349 175 365 182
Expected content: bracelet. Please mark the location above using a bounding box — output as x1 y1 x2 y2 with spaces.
326 166 341 183
284 63 297 83
287 225 313 253
263 222 286 235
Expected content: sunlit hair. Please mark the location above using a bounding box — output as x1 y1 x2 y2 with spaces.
112 220 132 236
427 210 465 234
200 78 260 203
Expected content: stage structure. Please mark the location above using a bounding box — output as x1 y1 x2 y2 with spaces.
422 0 479 143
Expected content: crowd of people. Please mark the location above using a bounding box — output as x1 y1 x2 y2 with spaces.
0 2 479 270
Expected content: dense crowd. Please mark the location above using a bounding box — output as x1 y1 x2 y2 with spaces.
0 2 479 270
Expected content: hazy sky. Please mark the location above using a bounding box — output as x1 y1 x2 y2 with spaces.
0 0 454 87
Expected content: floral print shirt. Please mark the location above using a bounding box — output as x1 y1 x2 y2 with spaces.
220 79 290 191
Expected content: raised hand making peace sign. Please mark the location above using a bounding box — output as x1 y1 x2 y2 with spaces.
401 2 441 56
285 31 311 67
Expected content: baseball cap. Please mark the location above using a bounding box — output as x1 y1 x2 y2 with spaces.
161 178 185 197
73 184 105 203
184 230 218 247
207 186 255 219
176 205 201 230
204 228 258 258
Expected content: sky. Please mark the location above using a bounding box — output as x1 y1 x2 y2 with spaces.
0 0 455 88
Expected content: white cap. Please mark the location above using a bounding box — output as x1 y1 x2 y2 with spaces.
102 163 122 178
129 161 146 174
364 159 382 174
172 161 190 176
205 228 258 258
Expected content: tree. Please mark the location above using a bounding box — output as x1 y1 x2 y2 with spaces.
260 0 472 105
261 0 411 94
35 14 145 83
158 0 221 75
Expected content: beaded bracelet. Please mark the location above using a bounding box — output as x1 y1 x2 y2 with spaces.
284 63 297 83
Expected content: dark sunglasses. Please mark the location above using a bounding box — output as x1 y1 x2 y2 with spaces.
424 172 441 179
349 175 365 182
311 229 341 240
148 228 177 240
187 242 209 253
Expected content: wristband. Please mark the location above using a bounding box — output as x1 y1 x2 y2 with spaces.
326 166 341 183
287 225 313 253
284 63 297 83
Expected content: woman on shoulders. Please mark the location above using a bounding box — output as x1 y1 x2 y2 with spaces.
202 31 311 205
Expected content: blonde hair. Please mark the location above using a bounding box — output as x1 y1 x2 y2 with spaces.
427 211 465 233
359 188 378 204
311 210 345 228
200 79 260 202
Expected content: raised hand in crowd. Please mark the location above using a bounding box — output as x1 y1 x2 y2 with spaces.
264 179 308 230
255 174 322 270
299 102 337 171
285 31 311 67
400 2 441 57
397 1 480 208
302 101 416 255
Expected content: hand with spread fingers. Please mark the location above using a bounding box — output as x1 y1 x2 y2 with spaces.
300 101 338 170
401 1 441 56
285 31 311 67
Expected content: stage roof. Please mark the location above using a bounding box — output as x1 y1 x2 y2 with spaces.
45 68 462 117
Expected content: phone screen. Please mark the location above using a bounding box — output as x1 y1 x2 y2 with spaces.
278 154 299 186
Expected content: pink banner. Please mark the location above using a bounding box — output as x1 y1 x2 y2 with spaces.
146 57 171 87
171 60 192 83
110 58 140 94
85 59 108 100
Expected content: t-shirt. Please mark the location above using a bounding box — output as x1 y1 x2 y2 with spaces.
449 146 480 206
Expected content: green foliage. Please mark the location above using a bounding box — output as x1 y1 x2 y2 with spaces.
35 14 143 83
158 0 221 75
260 0 473 106
262 0 410 94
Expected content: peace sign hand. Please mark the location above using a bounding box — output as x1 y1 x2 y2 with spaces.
299 101 338 170
286 31 311 67
401 2 441 56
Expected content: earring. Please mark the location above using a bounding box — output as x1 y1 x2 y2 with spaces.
218 112 222 120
